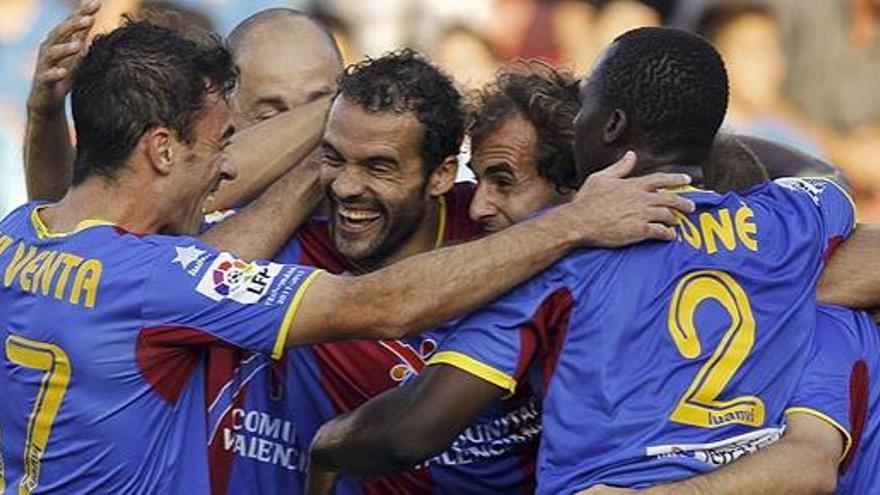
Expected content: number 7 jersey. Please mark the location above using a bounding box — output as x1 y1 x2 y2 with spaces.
0 203 320 494
429 178 855 494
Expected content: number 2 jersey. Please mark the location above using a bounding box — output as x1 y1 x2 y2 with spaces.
0 203 320 494
206 183 541 495
430 178 855 494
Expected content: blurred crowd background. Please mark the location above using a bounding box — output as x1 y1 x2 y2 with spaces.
1 0 879 219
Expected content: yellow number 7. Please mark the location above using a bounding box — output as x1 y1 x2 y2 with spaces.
667 271 765 428
4 335 71 495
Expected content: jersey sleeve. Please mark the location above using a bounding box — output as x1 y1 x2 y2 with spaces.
428 269 570 398
142 241 322 359
786 305 872 463
772 177 856 254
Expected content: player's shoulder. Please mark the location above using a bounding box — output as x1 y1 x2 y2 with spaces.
817 305 880 347
0 201 48 236
736 176 854 216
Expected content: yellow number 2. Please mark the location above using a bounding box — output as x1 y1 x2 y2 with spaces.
5 334 71 495
667 270 765 428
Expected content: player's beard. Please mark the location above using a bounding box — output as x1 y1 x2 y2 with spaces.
329 181 429 270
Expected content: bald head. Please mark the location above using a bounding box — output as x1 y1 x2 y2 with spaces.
228 9 343 128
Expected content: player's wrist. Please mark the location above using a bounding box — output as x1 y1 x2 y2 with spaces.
26 98 65 119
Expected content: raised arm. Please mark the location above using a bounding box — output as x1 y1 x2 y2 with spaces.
579 412 841 495
306 365 504 494
24 1 99 201
287 152 696 345
206 96 331 211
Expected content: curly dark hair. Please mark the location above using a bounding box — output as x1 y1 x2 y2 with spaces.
337 48 465 174
591 27 728 160
469 60 582 191
71 20 235 185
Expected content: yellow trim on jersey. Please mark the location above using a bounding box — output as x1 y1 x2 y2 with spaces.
273 270 324 359
31 206 113 239
785 406 853 462
434 196 447 249
428 351 517 398
663 185 707 194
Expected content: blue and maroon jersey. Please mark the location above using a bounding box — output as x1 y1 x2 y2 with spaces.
0 202 320 494
430 178 855 494
207 183 541 495
788 305 880 494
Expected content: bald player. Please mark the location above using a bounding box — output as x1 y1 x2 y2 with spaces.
24 6 342 211
227 9 340 129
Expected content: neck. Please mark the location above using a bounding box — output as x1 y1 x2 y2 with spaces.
356 197 443 273
631 149 707 185
43 176 166 235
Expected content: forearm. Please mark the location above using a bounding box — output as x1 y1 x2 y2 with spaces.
23 109 74 201
818 224 880 308
209 97 329 211
200 158 321 260
309 389 428 478
344 210 577 338
643 441 837 495
308 366 493 482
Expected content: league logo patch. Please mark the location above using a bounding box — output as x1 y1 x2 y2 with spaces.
196 252 283 304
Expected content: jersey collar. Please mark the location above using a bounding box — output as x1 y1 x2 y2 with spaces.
30 205 115 239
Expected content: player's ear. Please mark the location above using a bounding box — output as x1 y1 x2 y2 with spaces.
144 126 175 176
603 108 628 145
427 155 457 198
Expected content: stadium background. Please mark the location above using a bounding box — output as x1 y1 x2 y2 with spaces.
1 0 878 219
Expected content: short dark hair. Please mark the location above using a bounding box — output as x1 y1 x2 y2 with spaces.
470 60 581 191
591 27 728 158
337 49 465 174
71 20 235 185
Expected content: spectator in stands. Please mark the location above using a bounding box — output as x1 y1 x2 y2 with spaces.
434 24 500 88
696 3 826 158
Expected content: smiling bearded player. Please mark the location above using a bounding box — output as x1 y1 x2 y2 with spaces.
209 50 542 495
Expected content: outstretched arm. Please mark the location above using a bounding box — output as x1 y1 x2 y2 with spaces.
287 152 695 344
580 413 842 495
306 365 504 494
24 1 99 201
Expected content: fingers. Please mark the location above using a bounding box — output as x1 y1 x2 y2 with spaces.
644 223 677 242
45 5 97 47
46 40 84 65
78 0 101 16
36 67 69 84
648 191 695 214
593 150 637 179
637 171 692 192
645 206 677 227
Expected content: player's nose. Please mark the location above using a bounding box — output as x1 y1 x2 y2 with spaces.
217 153 238 182
330 165 367 200
469 184 498 222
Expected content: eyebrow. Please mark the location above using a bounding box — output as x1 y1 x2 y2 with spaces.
365 155 399 169
252 95 287 108
484 163 516 177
